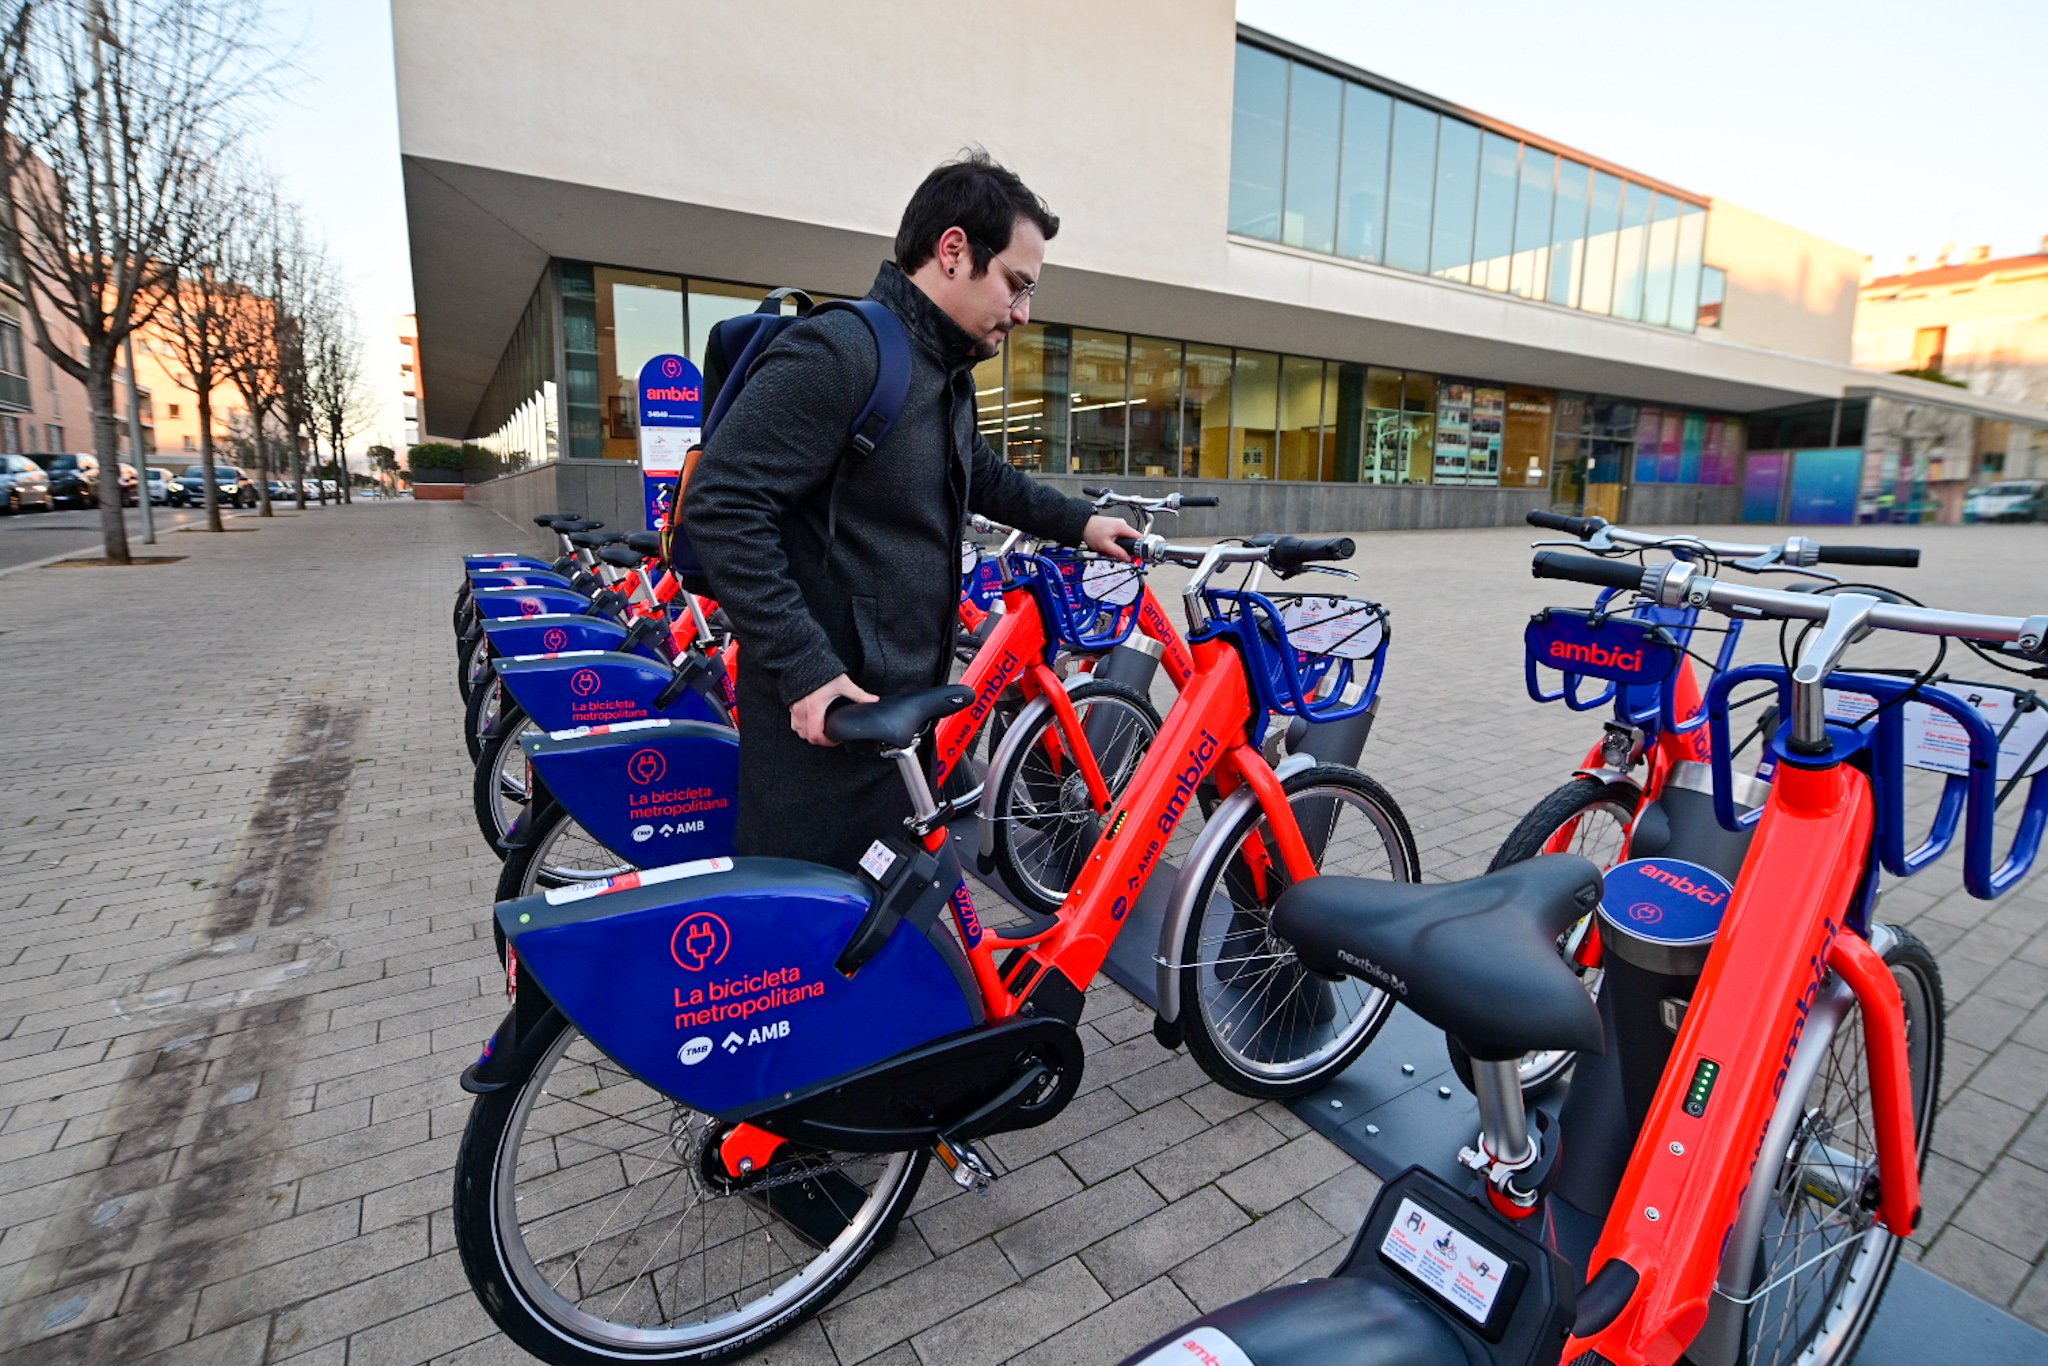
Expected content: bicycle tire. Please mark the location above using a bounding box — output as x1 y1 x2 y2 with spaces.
453 1011 927 1365
1177 764 1421 1099
987 678 1162 916
472 706 538 853
1715 925 1942 1366
458 632 491 704
1446 776 1641 1098
463 672 504 763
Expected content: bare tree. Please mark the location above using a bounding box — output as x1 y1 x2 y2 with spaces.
306 289 368 505
149 170 249 531
219 189 285 516
0 0 269 562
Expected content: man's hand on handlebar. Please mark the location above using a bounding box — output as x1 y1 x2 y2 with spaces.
791 674 878 746
1083 515 1142 562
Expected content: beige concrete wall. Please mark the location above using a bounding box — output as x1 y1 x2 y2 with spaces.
1703 199 1863 365
393 0 1238 287
1854 263 2048 410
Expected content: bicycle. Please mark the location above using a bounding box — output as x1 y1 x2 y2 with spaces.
1479 511 1920 1095
452 533 1418 1364
1123 551 2048 1366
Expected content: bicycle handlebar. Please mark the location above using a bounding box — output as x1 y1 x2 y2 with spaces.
1526 509 1605 539
1530 549 1653 591
1815 544 1920 568
1269 535 1355 574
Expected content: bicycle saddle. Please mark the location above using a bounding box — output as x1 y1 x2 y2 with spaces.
535 512 584 527
624 530 664 557
596 545 643 569
567 530 625 549
1122 1276 1480 1366
825 685 974 750
1274 855 1604 1063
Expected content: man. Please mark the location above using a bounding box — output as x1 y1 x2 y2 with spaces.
687 152 1138 873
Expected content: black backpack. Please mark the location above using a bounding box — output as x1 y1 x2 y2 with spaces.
668 289 911 576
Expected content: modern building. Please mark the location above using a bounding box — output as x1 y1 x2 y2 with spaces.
396 0 2048 536
1855 242 2048 512
398 312 423 450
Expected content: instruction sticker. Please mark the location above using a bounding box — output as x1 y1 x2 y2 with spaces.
1379 1197 1509 1326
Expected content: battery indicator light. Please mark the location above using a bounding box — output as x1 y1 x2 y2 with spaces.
1684 1057 1721 1118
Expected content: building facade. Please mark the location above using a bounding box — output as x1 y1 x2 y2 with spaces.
397 1 2048 536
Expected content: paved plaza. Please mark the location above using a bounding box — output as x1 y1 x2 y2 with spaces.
0 500 2044 1364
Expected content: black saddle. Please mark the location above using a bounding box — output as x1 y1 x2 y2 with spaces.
567 530 625 549
534 512 584 528
825 685 974 751
624 530 665 557
1274 855 1604 1062
596 545 644 569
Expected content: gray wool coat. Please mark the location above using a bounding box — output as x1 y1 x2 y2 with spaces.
684 263 1093 873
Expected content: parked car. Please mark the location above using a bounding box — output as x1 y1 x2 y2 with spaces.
146 468 177 505
319 479 340 500
1964 479 2048 523
267 479 293 502
173 463 256 509
43 453 103 508
0 453 53 513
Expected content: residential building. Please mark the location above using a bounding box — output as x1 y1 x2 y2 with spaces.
396 1 2048 531
399 313 422 450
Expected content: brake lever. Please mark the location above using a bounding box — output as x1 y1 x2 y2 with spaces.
1737 564 1843 587
1280 564 1362 583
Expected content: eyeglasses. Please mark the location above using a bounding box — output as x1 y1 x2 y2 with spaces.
971 238 1037 308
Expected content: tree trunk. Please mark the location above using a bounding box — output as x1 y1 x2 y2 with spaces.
197 387 222 532
88 368 131 564
253 411 272 516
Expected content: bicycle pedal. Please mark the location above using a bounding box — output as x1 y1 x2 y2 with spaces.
934 1136 996 1194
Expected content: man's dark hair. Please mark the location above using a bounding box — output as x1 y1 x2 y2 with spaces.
894 149 1059 276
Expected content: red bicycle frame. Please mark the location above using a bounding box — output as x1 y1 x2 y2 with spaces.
1568 757 1923 1365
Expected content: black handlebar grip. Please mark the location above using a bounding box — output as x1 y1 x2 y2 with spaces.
1526 509 1603 539
1531 550 1648 591
1268 535 1356 574
1815 544 1921 568
1114 536 1144 557
1178 495 1220 507
1081 485 1108 498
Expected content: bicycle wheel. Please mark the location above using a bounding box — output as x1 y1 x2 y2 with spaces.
1178 764 1421 1098
454 1011 927 1366
497 806 635 899
987 678 1162 916
458 632 492 704
464 673 506 762
473 707 541 851
1448 776 1641 1097
1721 925 1942 1366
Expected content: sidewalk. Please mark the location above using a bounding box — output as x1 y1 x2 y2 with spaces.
0 502 2041 1364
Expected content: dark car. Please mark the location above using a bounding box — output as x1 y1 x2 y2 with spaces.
44 453 100 507
0 453 53 513
174 463 256 509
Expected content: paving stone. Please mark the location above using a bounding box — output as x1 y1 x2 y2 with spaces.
1136 1110 1286 1202
911 1154 1079 1259
1938 1087 2032 1172
1168 1199 1344 1312
1079 1185 1251 1297
1950 1156 2048 1265
1009 1273 1198 1366
819 1236 1015 1362
1062 1098 1209 1186
907 1256 1108 1366
1921 1225 2034 1308
1218 1130 1356 1216
996 1167 1165 1277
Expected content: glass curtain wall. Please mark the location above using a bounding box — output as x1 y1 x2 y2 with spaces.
1186 345 1233 479
1129 335 1183 477
597 268 684 461
1232 350 1280 479
1069 328 1130 476
475 272 560 468
1228 39 1705 330
1277 357 1329 482
1004 323 1070 473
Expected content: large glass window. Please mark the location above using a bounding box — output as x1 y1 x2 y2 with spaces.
1433 382 1472 484
1383 103 1437 274
597 267 684 461
1580 171 1623 315
1510 149 1555 300
1640 194 1681 328
1229 45 1288 240
1068 329 1129 476
1005 324 1070 474
1331 362 1366 482
1283 65 1342 254
1611 183 1653 322
1697 264 1726 329
1277 357 1330 481
1362 366 1405 484
1472 132 1519 292
1548 160 1590 307
685 279 765 368
1231 350 1280 479
1128 335 1183 477
1402 371 1437 483
972 352 1008 465
1668 205 1707 334
1186 344 1233 480
1336 86 1392 263
1429 119 1480 283
1502 387 1555 488
561 263 601 458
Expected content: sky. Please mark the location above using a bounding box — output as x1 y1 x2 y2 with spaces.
244 1 2048 454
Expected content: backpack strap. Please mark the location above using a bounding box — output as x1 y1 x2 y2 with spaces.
812 299 912 547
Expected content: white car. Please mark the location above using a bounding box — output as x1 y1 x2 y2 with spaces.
146 468 175 505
